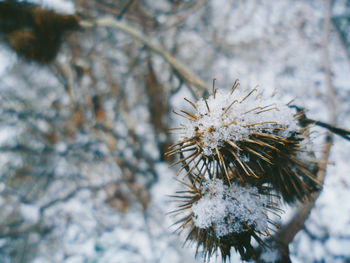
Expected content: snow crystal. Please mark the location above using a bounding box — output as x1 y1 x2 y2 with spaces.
192 179 269 237
181 88 299 156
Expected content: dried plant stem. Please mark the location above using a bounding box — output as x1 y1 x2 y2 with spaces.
306 118 350 140
273 134 333 252
80 17 208 98
272 1 337 259
323 0 337 125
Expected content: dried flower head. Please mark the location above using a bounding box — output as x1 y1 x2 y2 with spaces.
171 177 280 261
166 81 320 203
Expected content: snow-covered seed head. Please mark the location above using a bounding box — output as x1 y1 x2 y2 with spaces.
171 178 280 262
166 82 321 203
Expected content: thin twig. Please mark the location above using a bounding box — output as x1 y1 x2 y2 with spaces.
80 18 208 98
290 105 350 141
323 0 337 125
117 0 136 20
271 0 337 260
273 134 333 246
308 118 349 140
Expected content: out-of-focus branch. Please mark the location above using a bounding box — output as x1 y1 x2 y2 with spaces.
273 134 333 259
268 0 337 261
322 0 337 126
39 181 121 213
117 0 136 20
289 105 350 141
309 119 349 140
162 0 208 30
80 17 208 98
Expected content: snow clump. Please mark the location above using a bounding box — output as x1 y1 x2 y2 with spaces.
181 88 298 155
192 179 269 237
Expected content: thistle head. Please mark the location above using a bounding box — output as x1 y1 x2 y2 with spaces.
167 82 320 203
171 178 280 262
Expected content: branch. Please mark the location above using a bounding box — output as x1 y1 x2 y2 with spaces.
308 119 349 140
289 105 350 141
322 0 337 125
39 181 121 213
273 134 333 249
268 1 337 261
80 17 208 98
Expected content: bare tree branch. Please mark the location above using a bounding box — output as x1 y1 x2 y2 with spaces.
80 17 208 98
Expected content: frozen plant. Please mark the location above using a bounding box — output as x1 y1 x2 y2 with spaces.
170 176 280 262
192 179 270 237
166 82 322 261
166 82 321 203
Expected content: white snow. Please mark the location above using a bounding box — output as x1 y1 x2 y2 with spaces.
20 204 40 223
0 1 349 263
0 46 16 77
27 0 75 14
192 179 271 237
260 248 280 263
179 88 299 155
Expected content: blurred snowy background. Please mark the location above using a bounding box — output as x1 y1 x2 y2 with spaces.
0 0 349 262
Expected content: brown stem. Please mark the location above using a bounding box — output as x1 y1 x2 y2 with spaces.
80 17 208 98
269 1 337 261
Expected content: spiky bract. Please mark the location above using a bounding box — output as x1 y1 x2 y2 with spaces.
170 178 280 262
166 82 321 262
166 83 320 203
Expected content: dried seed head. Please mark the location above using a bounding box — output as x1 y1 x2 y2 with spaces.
166 84 320 203
171 178 280 262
